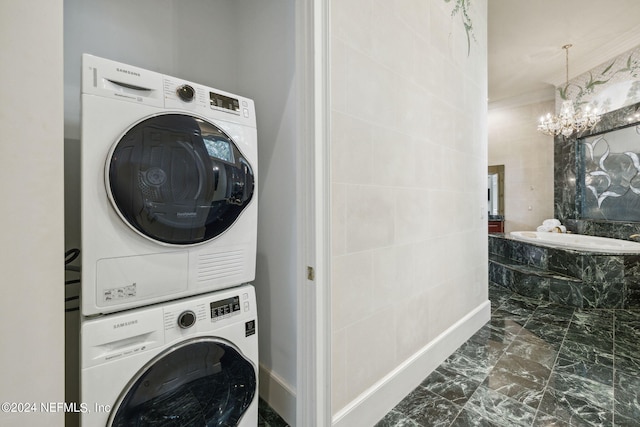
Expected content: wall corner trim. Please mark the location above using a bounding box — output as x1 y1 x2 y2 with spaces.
259 364 297 425
332 300 492 427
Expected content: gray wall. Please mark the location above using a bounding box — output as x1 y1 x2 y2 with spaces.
63 1 297 422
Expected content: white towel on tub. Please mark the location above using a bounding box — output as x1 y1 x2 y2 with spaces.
537 224 566 233
542 219 561 228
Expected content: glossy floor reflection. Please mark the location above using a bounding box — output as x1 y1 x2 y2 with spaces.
376 283 640 426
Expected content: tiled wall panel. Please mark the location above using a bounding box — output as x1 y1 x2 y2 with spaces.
331 0 488 413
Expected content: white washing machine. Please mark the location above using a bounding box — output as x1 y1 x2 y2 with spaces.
80 284 258 427
81 54 258 315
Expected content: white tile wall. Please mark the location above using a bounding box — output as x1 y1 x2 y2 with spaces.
331 0 488 414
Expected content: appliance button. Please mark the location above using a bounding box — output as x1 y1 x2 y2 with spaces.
244 301 250 312
176 84 195 102
243 108 249 118
177 310 197 329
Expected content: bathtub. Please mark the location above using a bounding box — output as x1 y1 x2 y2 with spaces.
510 231 640 254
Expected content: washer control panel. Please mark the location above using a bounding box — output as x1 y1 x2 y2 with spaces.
161 286 254 343
210 296 241 320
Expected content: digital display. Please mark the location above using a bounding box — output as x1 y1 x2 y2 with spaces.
210 91 240 113
210 296 241 319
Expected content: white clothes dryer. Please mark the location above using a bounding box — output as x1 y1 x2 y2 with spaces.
80 54 258 315
80 284 258 427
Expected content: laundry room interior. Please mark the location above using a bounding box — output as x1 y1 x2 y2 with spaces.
63 0 299 425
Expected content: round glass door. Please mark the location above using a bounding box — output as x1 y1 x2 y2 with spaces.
107 113 254 245
108 338 256 426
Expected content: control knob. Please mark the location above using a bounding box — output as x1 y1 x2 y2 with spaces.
176 84 195 102
177 310 196 329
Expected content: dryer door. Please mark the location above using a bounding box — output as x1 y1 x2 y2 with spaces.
108 338 256 427
107 113 255 245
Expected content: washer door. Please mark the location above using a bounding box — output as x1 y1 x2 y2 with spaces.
107 113 255 245
108 338 256 427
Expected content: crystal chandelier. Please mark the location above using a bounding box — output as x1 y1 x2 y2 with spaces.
537 44 601 137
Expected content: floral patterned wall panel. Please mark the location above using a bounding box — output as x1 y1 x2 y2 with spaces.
581 124 640 220
559 45 640 114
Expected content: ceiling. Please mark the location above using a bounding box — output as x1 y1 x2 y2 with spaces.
488 0 640 107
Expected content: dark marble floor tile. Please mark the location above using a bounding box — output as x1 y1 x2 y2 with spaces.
490 353 552 387
614 308 640 323
420 366 481 406
373 284 638 427
613 333 640 361
564 326 614 353
441 339 507 383
464 385 538 427
481 365 545 409
544 369 614 426
559 338 615 367
394 387 462 427
614 321 640 342
450 407 502 427
506 336 559 370
570 312 615 337
531 303 575 327
615 352 640 377
613 411 640 427
613 369 640 422
468 321 518 349
489 299 503 313
519 318 568 349
374 409 420 427
531 411 571 427
538 385 613 426
489 308 531 333
554 356 614 387
613 311 640 361
571 308 615 328
258 398 289 427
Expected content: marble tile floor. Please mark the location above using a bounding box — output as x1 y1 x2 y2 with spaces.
259 398 290 427
376 282 640 426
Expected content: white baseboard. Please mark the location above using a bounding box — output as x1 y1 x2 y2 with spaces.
259 364 297 425
332 300 491 427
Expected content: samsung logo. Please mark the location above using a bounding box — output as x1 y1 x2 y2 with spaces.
113 320 138 329
116 68 140 77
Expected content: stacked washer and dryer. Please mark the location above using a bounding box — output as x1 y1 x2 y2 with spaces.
78 54 259 426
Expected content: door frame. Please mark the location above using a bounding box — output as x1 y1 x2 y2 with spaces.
296 0 331 425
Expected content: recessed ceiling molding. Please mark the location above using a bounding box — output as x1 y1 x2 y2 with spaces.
489 86 555 111
546 37 640 87
488 0 640 103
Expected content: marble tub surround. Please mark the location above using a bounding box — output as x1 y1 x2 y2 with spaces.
555 101 640 239
565 218 640 242
376 284 640 426
488 234 640 309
